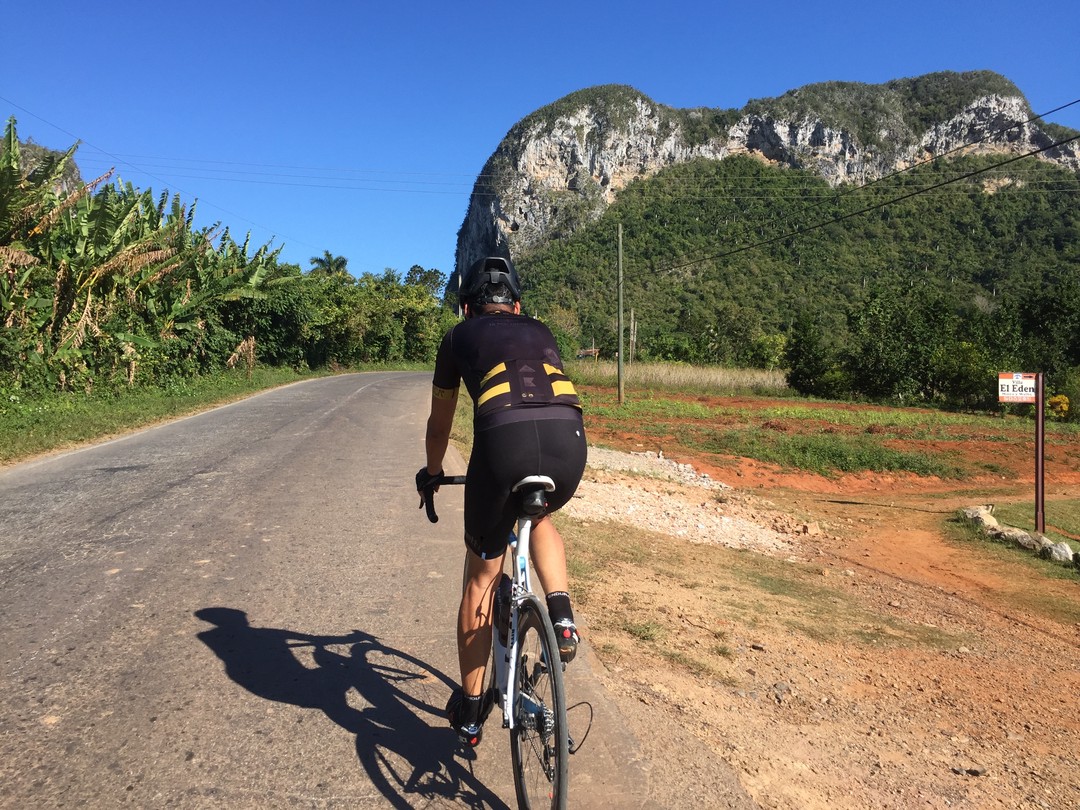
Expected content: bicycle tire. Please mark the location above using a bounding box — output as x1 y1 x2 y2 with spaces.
510 594 569 810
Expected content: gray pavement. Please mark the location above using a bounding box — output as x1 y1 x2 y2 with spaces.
0 372 666 808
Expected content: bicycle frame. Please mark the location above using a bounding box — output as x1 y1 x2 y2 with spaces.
492 511 533 730
419 472 553 728
492 474 555 731
423 470 570 806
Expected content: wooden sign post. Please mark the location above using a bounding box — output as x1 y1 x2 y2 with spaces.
997 372 1045 534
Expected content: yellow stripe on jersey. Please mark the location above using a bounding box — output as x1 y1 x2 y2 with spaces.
551 380 577 397
480 362 507 386
543 363 561 376
477 381 511 407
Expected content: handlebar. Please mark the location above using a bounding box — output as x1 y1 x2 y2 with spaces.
420 474 466 523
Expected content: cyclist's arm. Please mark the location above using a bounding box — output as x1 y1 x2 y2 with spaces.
425 385 458 475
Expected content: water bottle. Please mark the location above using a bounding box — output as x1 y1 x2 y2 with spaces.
494 573 512 646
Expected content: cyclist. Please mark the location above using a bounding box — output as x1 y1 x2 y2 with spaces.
417 254 587 747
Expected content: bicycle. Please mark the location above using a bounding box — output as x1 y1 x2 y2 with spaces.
423 473 571 810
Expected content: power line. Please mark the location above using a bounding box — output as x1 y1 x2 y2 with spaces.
4 92 1078 260
70 166 476 196
10 93 1076 204
665 131 1080 272
836 97 1080 197
0 94 308 248
71 153 1079 201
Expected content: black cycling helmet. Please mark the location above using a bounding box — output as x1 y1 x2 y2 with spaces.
457 256 522 310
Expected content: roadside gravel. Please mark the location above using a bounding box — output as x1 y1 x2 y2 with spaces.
564 447 809 557
561 445 1080 810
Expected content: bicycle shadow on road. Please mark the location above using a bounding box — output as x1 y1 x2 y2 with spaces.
194 607 508 809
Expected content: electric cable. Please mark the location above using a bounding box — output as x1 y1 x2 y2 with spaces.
664 131 1080 272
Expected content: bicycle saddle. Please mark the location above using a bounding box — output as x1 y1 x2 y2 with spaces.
511 475 556 517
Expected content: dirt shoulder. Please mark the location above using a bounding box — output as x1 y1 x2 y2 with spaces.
562 444 1080 810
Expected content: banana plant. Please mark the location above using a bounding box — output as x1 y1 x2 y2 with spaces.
2 117 285 390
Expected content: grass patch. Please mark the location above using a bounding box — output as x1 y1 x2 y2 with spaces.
575 377 1080 481
754 404 1019 435
943 518 1080 622
0 366 331 464
657 649 735 682
578 386 1009 479
994 500 1080 548
682 426 967 478
449 390 475 459
568 359 788 395
621 621 666 642
0 363 442 466
583 394 716 421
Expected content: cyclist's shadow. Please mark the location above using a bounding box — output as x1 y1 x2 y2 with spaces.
194 607 507 809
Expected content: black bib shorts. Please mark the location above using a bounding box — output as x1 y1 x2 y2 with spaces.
464 412 586 559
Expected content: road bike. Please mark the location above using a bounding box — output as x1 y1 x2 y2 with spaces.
423 474 571 809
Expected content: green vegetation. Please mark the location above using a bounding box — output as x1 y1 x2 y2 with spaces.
578 382 1064 479
0 117 458 406
946 519 1080 616
9 68 1080 473
683 427 965 478
464 73 1080 414
567 359 787 395
511 85 655 142
742 71 1025 151
993 499 1080 555
519 149 1080 412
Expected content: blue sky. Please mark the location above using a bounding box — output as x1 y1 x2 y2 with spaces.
3 1 1077 279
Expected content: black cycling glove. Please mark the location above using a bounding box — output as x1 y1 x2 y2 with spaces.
415 467 443 493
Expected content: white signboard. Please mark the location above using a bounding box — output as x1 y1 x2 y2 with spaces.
998 372 1036 404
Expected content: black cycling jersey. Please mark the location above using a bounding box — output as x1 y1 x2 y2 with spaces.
432 311 587 557
432 312 581 431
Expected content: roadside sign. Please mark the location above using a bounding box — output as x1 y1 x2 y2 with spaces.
998 372 1037 404
997 372 1046 533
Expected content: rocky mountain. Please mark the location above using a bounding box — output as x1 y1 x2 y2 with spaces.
10 135 84 197
454 71 1079 277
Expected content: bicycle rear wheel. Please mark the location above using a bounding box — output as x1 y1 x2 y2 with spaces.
510 595 569 809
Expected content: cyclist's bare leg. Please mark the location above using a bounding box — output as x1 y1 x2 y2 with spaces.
458 549 502 696
529 515 579 663
528 515 569 596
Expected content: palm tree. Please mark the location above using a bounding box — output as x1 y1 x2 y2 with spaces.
309 250 350 280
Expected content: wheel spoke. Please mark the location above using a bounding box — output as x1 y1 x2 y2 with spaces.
510 598 568 809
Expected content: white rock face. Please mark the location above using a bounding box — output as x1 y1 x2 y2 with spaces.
455 92 1078 274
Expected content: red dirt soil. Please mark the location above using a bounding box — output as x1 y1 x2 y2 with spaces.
578 394 1080 809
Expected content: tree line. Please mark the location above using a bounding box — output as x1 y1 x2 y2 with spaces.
0 118 457 399
6 114 1080 420
517 152 1080 415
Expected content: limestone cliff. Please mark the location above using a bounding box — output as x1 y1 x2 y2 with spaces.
454 73 1079 278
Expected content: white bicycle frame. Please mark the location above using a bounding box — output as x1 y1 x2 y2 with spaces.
491 474 556 731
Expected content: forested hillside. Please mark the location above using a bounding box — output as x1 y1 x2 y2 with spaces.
457 72 1080 412
519 152 1080 409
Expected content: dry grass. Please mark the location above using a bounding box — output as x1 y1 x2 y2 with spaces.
558 514 961 681
567 359 788 394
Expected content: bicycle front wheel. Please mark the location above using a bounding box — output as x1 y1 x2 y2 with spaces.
510 595 569 809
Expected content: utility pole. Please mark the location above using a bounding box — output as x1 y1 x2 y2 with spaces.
617 223 624 405
1036 372 1045 534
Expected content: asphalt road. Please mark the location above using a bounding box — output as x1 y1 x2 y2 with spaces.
0 372 657 808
